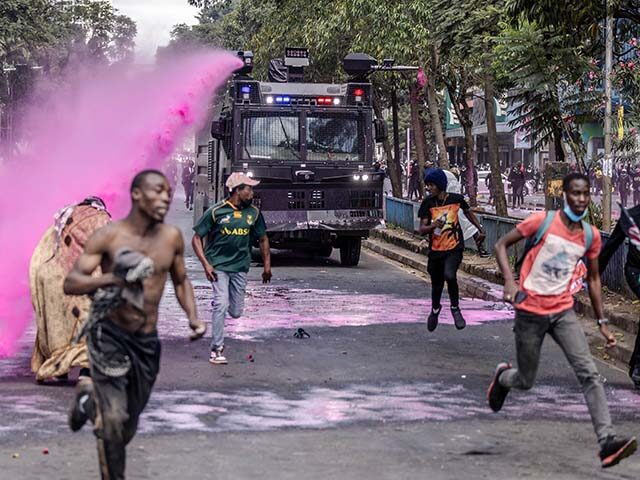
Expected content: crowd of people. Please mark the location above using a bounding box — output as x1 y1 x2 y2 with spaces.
589 164 640 207
25 160 640 477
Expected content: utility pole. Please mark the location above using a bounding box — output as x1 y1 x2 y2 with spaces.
603 3 613 231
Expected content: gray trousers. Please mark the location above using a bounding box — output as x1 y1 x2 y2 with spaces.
499 308 615 443
210 271 247 351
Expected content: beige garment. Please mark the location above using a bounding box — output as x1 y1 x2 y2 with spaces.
30 206 110 381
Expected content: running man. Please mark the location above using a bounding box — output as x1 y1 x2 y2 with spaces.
418 168 485 332
487 172 637 468
64 170 206 479
192 172 272 365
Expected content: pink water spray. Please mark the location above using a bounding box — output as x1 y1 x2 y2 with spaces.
0 51 243 357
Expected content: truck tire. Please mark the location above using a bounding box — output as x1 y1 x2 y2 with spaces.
339 238 361 266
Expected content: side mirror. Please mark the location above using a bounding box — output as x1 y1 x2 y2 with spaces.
373 118 388 143
211 119 228 140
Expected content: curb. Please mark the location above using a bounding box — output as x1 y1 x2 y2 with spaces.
364 233 635 371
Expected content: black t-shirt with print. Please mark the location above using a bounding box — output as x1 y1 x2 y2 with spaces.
418 193 470 258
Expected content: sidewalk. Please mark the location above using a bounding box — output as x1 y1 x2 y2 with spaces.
365 226 640 371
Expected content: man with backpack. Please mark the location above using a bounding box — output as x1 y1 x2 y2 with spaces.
487 172 637 468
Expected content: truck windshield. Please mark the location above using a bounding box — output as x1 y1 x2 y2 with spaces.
242 114 300 161
306 114 362 162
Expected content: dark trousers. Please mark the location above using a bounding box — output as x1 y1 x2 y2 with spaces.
92 369 141 480
86 323 161 480
427 250 463 309
184 186 194 208
626 265 640 377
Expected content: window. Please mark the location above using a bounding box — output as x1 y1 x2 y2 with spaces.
306 114 362 162
242 113 300 161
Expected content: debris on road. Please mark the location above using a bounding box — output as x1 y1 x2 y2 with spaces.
294 328 311 339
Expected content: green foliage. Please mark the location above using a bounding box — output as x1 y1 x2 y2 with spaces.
0 1 137 68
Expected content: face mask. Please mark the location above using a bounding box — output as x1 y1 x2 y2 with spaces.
563 193 587 222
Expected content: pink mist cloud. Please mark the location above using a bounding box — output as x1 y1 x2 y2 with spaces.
0 51 243 357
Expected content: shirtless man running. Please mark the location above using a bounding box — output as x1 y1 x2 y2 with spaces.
63 170 206 479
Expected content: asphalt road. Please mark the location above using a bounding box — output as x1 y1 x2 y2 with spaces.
1 193 640 479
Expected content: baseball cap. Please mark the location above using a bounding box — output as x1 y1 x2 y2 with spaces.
226 172 260 191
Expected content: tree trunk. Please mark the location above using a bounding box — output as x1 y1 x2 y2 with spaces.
410 84 427 196
447 84 478 207
463 129 477 206
391 90 404 198
484 74 508 217
426 45 449 169
373 94 403 198
553 128 565 162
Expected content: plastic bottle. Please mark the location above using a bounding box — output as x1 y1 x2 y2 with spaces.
433 213 448 236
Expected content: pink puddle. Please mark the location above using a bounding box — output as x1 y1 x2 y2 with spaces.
158 283 514 340
0 51 243 357
139 382 640 433
1 382 639 437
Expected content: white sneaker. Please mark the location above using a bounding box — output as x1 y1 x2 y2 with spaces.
209 347 228 365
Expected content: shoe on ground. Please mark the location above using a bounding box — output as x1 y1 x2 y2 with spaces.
427 307 441 332
600 436 637 468
69 379 94 432
451 306 466 330
477 247 491 258
487 362 512 412
209 347 228 365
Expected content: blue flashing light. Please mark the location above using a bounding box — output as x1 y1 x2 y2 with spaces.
283 96 291 102
275 96 284 103
240 85 251 94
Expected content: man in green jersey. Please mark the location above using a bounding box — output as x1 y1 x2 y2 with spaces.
192 173 272 364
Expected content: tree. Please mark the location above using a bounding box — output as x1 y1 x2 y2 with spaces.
0 1 136 151
432 0 509 215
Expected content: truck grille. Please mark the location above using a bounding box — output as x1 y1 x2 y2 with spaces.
287 191 305 209
309 190 325 209
349 190 380 209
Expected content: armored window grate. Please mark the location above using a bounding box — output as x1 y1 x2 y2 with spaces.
242 112 300 161
349 190 376 209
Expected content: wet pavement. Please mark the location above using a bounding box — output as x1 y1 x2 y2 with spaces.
1 193 640 479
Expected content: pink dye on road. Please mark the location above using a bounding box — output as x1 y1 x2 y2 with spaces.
158 283 514 340
0 51 243 357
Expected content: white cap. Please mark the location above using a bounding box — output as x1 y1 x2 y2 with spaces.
226 172 260 191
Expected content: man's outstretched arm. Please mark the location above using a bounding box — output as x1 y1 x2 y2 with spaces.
171 230 206 340
63 227 121 295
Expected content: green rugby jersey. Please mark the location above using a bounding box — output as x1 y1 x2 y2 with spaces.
193 200 267 273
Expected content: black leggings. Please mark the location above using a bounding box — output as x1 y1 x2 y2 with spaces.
427 250 463 310
626 265 640 376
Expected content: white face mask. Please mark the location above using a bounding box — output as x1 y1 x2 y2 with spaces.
562 193 588 222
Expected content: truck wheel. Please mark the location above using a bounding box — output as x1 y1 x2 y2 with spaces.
340 238 361 266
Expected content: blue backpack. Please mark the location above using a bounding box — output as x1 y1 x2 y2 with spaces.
514 211 593 273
